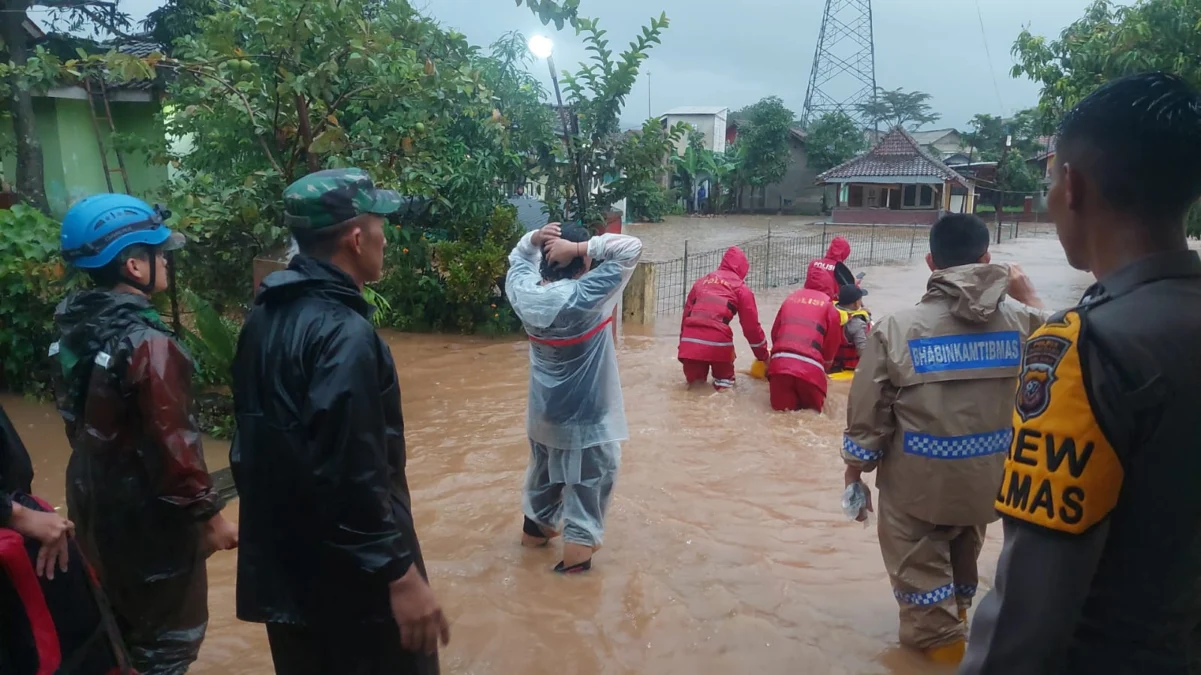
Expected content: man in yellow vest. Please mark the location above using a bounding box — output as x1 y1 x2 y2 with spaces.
962 72 1201 675
832 284 870 372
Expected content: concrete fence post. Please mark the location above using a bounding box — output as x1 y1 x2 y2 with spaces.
622 261 658 325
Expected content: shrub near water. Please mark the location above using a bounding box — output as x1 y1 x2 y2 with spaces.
0 206 74 395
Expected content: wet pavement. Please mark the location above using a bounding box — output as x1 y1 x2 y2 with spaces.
5 228 1101 674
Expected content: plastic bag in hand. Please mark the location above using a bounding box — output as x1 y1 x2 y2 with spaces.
841 481 868 521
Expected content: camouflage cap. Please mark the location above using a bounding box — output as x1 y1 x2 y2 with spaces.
283 168 402 230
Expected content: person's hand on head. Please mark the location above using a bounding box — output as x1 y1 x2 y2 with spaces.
543 237 585 268
531 223 562 248
1006 263 1044 309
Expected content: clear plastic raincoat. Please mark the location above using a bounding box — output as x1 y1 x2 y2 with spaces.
505 232 643 450
505 232 642 546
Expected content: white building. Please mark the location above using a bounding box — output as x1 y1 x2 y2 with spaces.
659 106 729 156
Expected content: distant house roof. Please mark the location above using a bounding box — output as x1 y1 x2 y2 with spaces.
909 128 960 146
818 126 970 187
660 106 728 116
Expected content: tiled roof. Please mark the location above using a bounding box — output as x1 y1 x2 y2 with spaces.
817 126 970 187
102 39 165 90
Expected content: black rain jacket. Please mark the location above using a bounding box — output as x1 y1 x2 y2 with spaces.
230 254 427 627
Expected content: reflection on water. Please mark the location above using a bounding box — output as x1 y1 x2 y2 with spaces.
6 234 1094 674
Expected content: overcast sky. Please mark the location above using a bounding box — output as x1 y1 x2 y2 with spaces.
52 0 1126 131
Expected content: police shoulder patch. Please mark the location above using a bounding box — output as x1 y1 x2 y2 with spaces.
995 311 1124 535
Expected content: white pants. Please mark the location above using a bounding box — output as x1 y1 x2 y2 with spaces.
522 440 621 547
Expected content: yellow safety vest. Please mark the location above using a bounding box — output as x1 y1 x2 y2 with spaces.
838 308 871 327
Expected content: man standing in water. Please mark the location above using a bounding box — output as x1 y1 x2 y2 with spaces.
231 169 448 674
677 246 770 391
841 213 1045 664
962 73 1201 674
53 194 239 674
506 222 643 573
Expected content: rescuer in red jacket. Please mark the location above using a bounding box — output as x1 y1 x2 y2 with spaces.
767 274 842 412
678 246 770 390
805 236 854 301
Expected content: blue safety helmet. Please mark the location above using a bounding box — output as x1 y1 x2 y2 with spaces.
60 193 183 269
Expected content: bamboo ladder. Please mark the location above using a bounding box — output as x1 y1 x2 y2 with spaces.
83 78 132 194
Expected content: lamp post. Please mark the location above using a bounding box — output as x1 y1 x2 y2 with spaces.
528 35 589 223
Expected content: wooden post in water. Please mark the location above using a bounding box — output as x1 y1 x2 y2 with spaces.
681 239 690 310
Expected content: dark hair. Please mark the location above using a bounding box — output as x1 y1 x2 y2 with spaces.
293 218 360 259
540 224 591 282
86 244 154 288
1057 72 1201 223
929 214 990 269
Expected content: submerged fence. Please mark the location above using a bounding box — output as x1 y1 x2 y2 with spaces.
648 221 1024 316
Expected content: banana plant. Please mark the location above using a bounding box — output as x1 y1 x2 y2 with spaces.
671 145 708 213
701 148 742 214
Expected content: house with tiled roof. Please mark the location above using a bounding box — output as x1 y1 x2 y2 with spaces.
816 126 976 226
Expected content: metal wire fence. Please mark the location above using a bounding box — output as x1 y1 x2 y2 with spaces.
652 220 1024 315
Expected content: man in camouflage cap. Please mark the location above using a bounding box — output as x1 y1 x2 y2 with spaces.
230 168 449 674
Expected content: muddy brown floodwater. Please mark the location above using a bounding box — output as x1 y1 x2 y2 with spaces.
4 230 1101 674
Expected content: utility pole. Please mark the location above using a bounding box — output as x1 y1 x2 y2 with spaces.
995 132 1011 244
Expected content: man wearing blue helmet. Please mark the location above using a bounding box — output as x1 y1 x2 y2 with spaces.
51 193 239 675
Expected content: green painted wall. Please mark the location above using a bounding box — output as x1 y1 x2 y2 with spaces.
110 101 168 202
1 96 167 217
53 98 109 215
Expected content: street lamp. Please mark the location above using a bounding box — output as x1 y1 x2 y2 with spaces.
528 35 589 222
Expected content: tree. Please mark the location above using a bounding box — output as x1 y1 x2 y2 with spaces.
805 111 866 173
141 0 219 55
1 0 134 212
515 0 671 228
857 87 941 130
701 146 740 214
610 118 684 221
149 0 556 325
730 96 794 207
1011 0 1201 235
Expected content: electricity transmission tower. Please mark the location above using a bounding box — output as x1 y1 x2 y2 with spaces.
801 0 878 129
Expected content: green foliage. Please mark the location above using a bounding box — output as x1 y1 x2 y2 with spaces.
961 110 1051 163
1189 202 1201 239
857 87 941 130
373 204 522 333
611 119 683 222
805 112 867 174
0 205 71 394
729 96 795 203
518 0 671 229
179 289 240 390
147 0 556 330
361 285 392 327
1011 0 1201 125
997 155 1043 195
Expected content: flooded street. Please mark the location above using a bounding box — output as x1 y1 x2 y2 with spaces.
5 229 1097 674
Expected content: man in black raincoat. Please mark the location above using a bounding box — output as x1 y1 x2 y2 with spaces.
230 168 448 675
52 193 239 675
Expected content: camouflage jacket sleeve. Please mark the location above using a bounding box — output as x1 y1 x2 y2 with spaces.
841 323 897 472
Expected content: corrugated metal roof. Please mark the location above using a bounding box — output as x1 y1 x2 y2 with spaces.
660 106 728 116
818 126 970 187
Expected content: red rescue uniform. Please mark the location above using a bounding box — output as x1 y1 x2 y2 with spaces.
678 246 769 390
804 236 852 301
768 286 841 412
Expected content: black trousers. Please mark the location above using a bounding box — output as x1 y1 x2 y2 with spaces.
266 621 439 675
